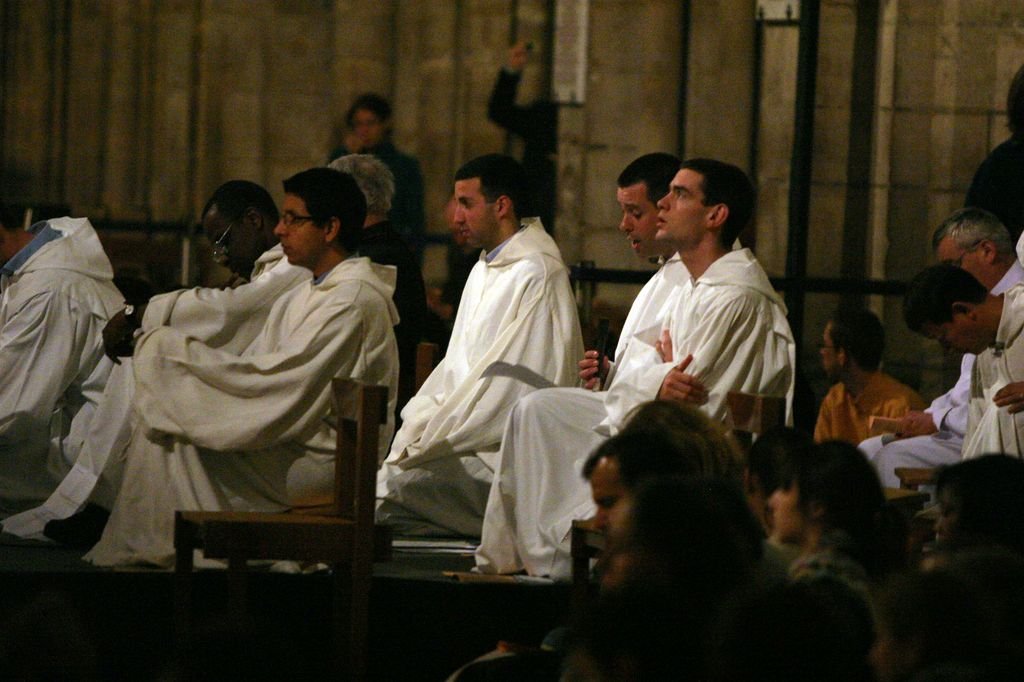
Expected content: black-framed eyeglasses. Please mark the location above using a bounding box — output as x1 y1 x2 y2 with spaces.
280 211 316 227
212 222 234 266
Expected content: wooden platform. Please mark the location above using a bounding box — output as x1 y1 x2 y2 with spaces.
0 538 570 681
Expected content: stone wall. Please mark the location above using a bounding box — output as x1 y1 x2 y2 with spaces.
3 0 1024 398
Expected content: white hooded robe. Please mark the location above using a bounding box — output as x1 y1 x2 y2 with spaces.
963 284 1024 459
0 218 122 516
476 248 794 578
2 244 307 538
85 257 398 567
376 221 583 537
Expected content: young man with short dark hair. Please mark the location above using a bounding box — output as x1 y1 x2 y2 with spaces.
85 168 399 566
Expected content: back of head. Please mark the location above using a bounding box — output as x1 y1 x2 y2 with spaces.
282 167 366 253
202 180 279 225
903 264 988 333
746 426 814 495
617 400 742 484
345 92 392 127
629 477 764 584
936 454 1024 555
454 153 530 221
679 158 755 248
873 568 996 679
1009 62 1024 138
710 581 875 682
579 477 762 678
617 152 681 204
328 153 395 217
829 308 885 371
931 207 1014 258
784 441 887 565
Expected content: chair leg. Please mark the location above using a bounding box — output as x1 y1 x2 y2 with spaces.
227 553 248 625
173 518 196 651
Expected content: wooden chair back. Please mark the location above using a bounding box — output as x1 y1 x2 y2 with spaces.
174 379 389 681
415 341 439 391
724 391 787 451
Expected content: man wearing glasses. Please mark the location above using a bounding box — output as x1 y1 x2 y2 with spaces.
860 208 1024 487
3 181 307 545
85 168 399 566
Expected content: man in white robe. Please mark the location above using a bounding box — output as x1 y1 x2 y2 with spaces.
0 210 122 517
904 264 1024 459
476 158 795 579
3 181 308 541
86 168 399 567
376 154 583 538
859 208 1024 486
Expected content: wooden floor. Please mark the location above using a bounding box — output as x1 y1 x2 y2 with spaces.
0 537 571 681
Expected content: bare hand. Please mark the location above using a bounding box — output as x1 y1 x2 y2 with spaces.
579 349 610 390
655 328 673 363
893 410 938 439
994 382 1024 414
657 354 708 406
506 40 529 72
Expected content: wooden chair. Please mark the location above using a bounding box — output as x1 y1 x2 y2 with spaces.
724 391 787 452
415 341 439 390
895 467 937 490
174 378 388 681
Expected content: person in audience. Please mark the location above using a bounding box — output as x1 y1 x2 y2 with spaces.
871 568 996 682
85 168 399 566
328 153 427 415
581 399 741 535
709 581 875 682
903 264 1024 459
770 440 905 591
376 154 582 538
477 157 795 579
0 204 122 517
814 308 925 444
861 208 1024 486
933 454 1024 556
330 93 424 251
566 476 763 681
2 181 308 545
743 426 813 536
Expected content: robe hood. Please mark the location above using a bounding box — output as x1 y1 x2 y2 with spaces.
318 256 400 326
696 248 787 314
250 243 289 280
482 218 563 269
8 217 114 282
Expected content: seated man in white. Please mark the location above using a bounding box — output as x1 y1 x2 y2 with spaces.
903 264 1024 459
3 181 309 543
85 168 399 567
476 158 795 579
859 208 1024 487
0 207 122 517
376 154 583 538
